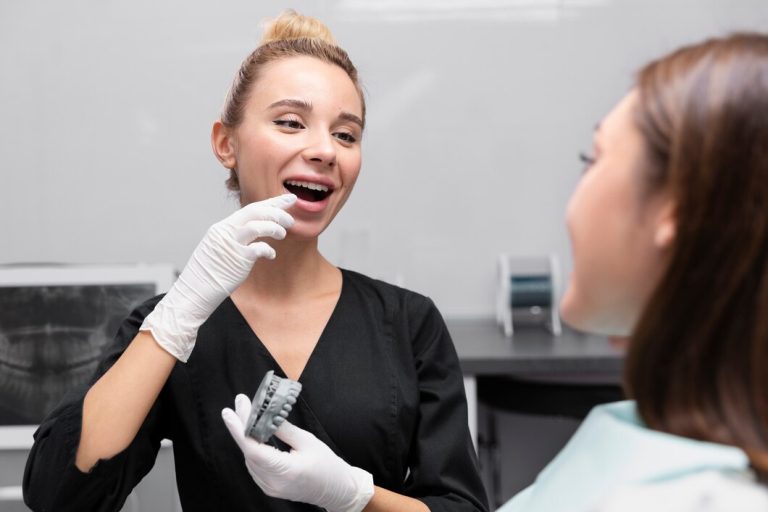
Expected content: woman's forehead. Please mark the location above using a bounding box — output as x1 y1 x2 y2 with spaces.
249 56 363 116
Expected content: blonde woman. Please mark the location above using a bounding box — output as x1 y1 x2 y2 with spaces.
24 11 487 512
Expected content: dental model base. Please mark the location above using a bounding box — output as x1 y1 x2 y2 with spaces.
245 370 302 443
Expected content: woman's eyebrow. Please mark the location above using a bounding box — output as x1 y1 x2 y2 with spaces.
267 98 313 111
339 111 364 129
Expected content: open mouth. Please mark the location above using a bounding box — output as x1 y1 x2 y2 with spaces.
283 180 333 202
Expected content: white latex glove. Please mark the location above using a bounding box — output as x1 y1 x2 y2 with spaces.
140 194 296 362
221 394 374 512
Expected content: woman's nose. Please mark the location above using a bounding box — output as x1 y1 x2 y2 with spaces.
302 132 336 168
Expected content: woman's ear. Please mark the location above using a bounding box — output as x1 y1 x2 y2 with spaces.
211 121 237 170
654 200 676 249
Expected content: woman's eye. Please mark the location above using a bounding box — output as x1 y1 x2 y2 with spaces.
334 132 357 144
578 151 596 172
274 119 305 130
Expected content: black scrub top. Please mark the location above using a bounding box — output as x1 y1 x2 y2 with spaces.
23 269 489 512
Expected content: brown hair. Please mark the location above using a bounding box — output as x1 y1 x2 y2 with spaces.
220 10 365 192
625 33 768 479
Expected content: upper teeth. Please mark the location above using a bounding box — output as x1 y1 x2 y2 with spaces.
286 180 329 192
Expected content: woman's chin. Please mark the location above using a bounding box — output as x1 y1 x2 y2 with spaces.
560 288 626 336
285 223 327 241
559 293 590 333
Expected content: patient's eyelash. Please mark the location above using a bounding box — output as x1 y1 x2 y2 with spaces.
579 152 596 166
579 151 596 173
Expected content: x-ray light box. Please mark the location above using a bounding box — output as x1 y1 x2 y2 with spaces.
0 263 175 449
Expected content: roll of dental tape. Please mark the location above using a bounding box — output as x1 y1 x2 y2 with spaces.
497 254 562 337
510 275 553 310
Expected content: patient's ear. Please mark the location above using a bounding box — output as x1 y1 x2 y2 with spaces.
654 200 676 249
211 121 237 170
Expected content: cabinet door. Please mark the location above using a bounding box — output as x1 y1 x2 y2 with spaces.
0 442 181 512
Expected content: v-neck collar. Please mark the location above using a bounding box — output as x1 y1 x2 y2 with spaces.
227 268 347 383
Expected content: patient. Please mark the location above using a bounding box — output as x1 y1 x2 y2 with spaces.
501 33 768 511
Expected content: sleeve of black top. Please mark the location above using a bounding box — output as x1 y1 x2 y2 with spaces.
403 295 490 512
23 296 167 512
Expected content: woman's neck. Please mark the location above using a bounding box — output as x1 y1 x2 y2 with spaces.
235 237 339 302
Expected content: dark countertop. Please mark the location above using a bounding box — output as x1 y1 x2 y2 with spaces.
445 318 625 384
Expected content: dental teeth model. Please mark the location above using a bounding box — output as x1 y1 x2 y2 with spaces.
245 370 302 443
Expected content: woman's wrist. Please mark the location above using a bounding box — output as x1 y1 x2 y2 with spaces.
362 486 430 512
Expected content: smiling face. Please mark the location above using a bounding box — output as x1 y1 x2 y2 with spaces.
560 91 675 336
212 55 364 240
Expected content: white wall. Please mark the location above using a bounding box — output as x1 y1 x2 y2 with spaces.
1 0 766 316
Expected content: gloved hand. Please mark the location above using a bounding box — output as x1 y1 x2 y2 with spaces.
140 194 296 361
222 394 374 512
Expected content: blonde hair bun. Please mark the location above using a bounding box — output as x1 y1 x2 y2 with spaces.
260 10 337 46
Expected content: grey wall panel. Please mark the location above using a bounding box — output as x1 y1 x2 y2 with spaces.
2 0 767 316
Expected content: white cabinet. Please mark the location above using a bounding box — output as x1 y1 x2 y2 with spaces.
0 441 181 512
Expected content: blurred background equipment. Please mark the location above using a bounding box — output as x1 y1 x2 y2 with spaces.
497 254 562 337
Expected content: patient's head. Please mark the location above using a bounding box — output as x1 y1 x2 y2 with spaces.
560 89 670 337
564 32 768 477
